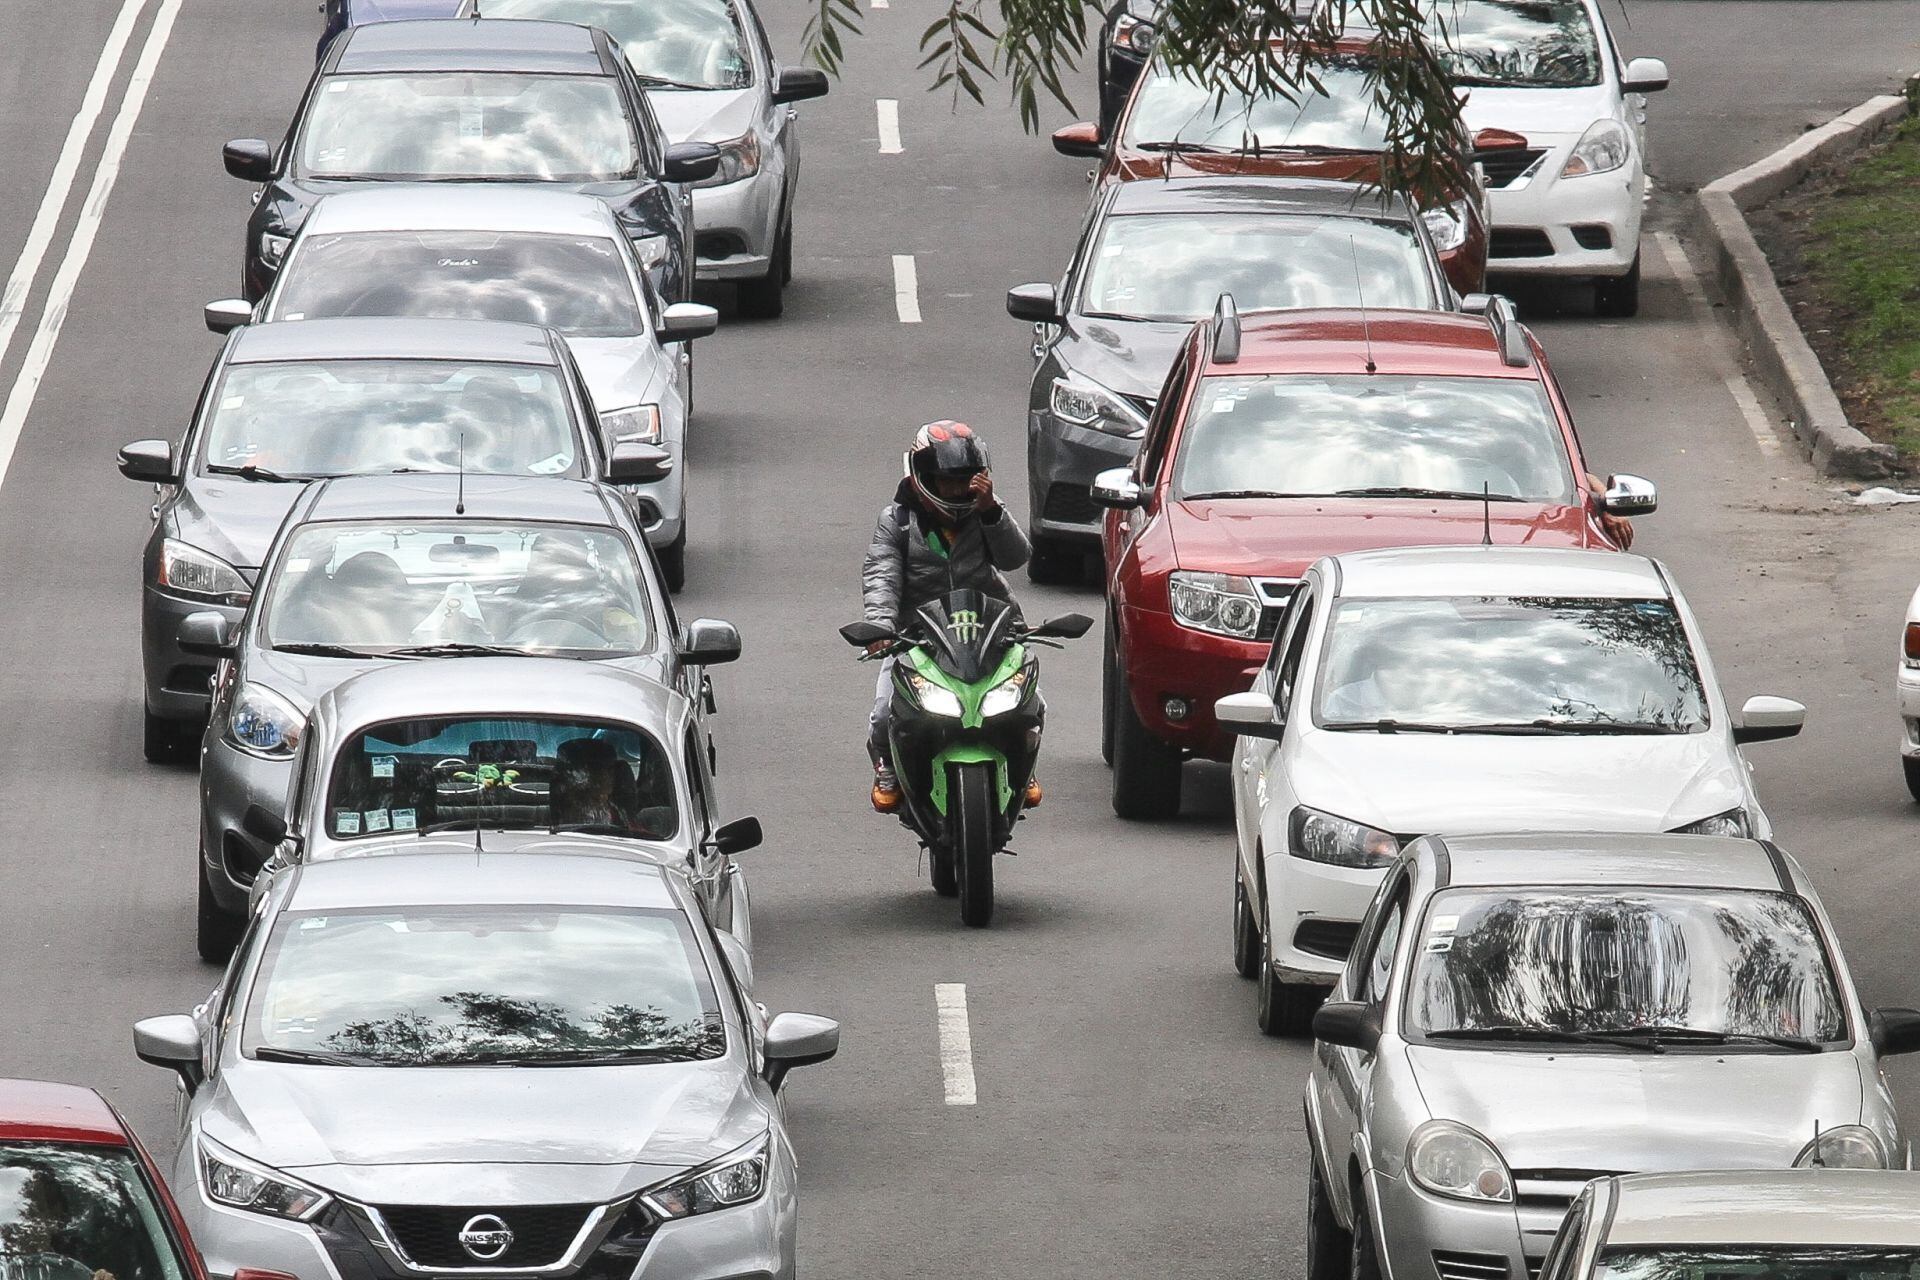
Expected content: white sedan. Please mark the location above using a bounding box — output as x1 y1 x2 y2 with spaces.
1214 545 1805 1035
1900 584 1920 799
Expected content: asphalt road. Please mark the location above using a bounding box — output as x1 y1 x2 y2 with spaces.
1 3 1919 1277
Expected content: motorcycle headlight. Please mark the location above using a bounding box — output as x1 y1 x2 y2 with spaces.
1289 806 1400 869
157 538 251 606
1561 119 1631 178
600 404 662 444
642 1136 769 1219
1670 808 1751 838
1112 13 1156 53
694 131 761 188
1168 570 1262 639
632 235 672 273
1419 197 1472 253
1795 1125 1887 1170
904 670 964 718
979 666 1032 718
1408 1121 1514 1203
200 1136 331 1220
1049 374 1148 438
258 232 291 268
228 683 303 759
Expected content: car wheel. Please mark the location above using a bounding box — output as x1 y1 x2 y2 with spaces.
1110 660 1182 819
736 213 790 319
1257 928 1321 1037
1349 1179 1382 1280
660 529 688 593
197 853 243 965
1233 863 1261 980
1308 1153 1352 1280
1027 534 1084 585
1594 252 1641 318
144 708 197 766
1100 617 1118 766
1905 756 1920 803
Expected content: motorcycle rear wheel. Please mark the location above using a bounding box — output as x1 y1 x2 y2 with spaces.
951 764 996 927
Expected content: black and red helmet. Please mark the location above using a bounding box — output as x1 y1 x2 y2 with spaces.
904 420 989 517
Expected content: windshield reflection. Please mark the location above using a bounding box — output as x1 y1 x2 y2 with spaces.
1599 1249 1920 1280
1424 0 1602 87
481 0 753 89
1124 57 1389 151
0 1145 186 1280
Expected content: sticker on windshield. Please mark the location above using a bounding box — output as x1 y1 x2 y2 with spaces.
1211 398 1236 413
459 109 484 140
529 452 571 475
371 755 396 780
274 1016 318 1035
220 395 245 411
392 808 417 832
364 809 391 833
1427 913 1459 953
285 558 310 573
335 810 361 834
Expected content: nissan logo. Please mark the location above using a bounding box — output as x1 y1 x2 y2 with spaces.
457 1214 514 1262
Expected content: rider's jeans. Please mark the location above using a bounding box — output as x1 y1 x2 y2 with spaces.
868 656 896 771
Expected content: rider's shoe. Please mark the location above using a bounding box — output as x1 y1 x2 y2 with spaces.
1023 776 1043 807
871 763 901 813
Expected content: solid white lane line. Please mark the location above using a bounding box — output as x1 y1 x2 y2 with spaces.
1654 230 1783 459
0 0 184 486
892 253 921 323
0 0 150 374
871 0 889 10
876 99 903 154
934 983 976 1105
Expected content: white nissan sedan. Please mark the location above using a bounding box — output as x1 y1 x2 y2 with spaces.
1214 545 1805 1035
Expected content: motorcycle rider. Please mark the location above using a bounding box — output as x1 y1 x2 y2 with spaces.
861 421 1034 812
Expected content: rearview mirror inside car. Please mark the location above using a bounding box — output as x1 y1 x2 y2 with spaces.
656 302 719 344
1006 283 1061 324
118 439 176 484
177 611 236 658
679 617 742 666
662 142 721 184
772 67 829 104
1733 695 1805 744
712 815 763 856
1215 691 1285 742
764 1012 840 1088
222 138 273 183
205 299 254 335
607 441 674 484
1051 122 1103 158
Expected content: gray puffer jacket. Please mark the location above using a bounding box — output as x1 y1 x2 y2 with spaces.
862 486 1032 631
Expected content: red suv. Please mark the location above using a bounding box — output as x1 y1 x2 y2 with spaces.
1095 296 1656 818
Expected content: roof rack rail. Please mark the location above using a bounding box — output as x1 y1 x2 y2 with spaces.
1211 292 1240 364
1468 293 1532 368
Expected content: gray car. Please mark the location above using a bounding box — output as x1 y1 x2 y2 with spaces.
119 315 666 764
188 473 740 962
134 850 839 1280
1004 177 1455 580
1304 832 1920 1280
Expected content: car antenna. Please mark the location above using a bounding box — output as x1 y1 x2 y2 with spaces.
1480 481 1493 546
455 432 466 515
1348 237 1376 373
1810 1119 1824 1168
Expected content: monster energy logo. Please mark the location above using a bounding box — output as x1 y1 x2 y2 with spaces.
949 609 983 642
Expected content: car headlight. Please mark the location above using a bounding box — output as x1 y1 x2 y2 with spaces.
1289 806 1400 869
904 669 964 718
694 131 761 188
258 232 290 267
600 404 662 444
979 666 1033 718
1419 198 1472 253
158 538 251 606
1670 808 1750 838
1048 374 1148 438
632 235 672 273
641 1136 769 1219
1795 1125 1887 1170
1168 570 1261 639
1112 13 1156 53
1561 119 1631 178
1408 1121 1514 1203
228 683 303 759
200 1136 331 1220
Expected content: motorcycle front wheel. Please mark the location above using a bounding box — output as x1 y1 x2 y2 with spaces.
949 763 996 927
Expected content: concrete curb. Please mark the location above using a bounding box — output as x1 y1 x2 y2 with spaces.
1690 88 1913 479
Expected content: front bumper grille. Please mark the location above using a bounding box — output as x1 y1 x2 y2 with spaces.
316 1198 660 1280
1253 578 1298 643
1433 1250 1510 1280
1511 1169 1623 1212
1490 229 1555 259
1479 148 1545 188
1293 918 1360 960
1043 482 1101 526
374 1204 594 1270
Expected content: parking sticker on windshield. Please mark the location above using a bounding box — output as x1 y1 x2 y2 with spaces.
371 756 396 779
335 810 361 834
364 809 391 833
392 808 417 832
529 452 571 475
1211 398 1236 413
1427 914 1459 953
459 109 484 140
220 396 245 411
274 1016 318 1035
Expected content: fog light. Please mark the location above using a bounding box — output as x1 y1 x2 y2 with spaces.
1163 697 1190 722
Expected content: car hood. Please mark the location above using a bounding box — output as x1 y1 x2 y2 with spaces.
1053 315 1193 403
644 88 756 147
1290 728 1745 835
170 477 312 575
202 1057 768 1202
1166 497 1601 578
1111 149 1384 184
1403 1045 1863 1171
565 335 672 420
1457 83 1617 140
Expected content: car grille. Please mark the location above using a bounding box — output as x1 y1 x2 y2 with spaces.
1511 1169 1623 1212
1043 482 1101 526
1490 229 1555 258
1253 578 1298 643
1479 148 1544 188
1293 918 1360 960
373 1204 596 1270
1433 1251 1511 1280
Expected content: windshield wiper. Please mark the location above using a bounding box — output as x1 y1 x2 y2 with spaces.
1520 719 1677 735
547 822 651 838
273 641 379 658
1332 486 1525 501
252 1046 379 1066
1182 488 1299 501
1618 1026 1826 1053
1268 143 1379 155
207 463 308 483
629 72 709 90
1426 1026 1665 1053
1136 140 1236 154
388 642 525 657
1320 719 1461 734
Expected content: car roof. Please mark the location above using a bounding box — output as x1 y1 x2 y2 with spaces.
286 851 678 912
300 474 614 524
229 317 559 366
334 18 609 75
0 1080 129 1146
1602 1171 1920 1247
317 655 683 736
1327 546 1670 600
1424 834 1790 894
302 186 620 239
1106 177 1414 222
1210 309 1533 378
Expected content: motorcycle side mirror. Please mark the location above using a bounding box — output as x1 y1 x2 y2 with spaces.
840 621 894 647
1028 613 1093 640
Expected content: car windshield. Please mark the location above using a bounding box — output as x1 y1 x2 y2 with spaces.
244 904 721 1065
1598 1249 1920 1280
1123 56 1389 152
1173 375 1573 500
1408 887 1847 1045
480 0 753 89
297 72 636 180
323 715 678 840
0 1143 187 1280
271 231 644 337
200 360 581 480
1080 215 1434 321
1316 596 1709 732
1422 0 1603 88
263 521 651 656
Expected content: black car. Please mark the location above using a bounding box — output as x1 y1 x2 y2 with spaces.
224 19 718 303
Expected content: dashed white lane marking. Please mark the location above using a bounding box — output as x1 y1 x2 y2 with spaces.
0 0 150 377
934 983 976 1105
871 0 889 10
892 253 921 323
0 0 185 487
1654 230 1783 459
876 99 903 154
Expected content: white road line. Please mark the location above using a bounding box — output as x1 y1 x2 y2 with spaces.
934 983 976 1105
0 0 150 375
1654 230 1783 459
871 0 889 10
876 99 903 154
0 0 185 487
892 253 921 323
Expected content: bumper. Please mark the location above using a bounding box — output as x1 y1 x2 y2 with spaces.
692 171 781 282
1900 666 1920 757
143 587 245 723
1374 1168 1564 1280
1262 848 1390 985
1026 408 1140 543
200 737 295 915
1485 147 1642 278
1117 603 1262 761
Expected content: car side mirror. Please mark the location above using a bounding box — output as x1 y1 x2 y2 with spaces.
1602 473 1658 516
177 611 237 658
118 439 176 483
242 803 288 847
1006 282 1061 323
134 1015 204 1089
205 299 254 335
1871 1008 1920 1057
1090 466 1144 510
712 815 763 856
772 66 829 104
1028 613 1093 640
1051 121 1103 158
1312 1000 1381 1053
1733 695 1805 744
656 301 719 344
222 138 273 183
679 617 742 666
1215 691 1285 742
607 441 675 484
839 621 894 648
1469 126 1529 163
763 1012 839 1089
662 141 721 184
1620 56 1670 94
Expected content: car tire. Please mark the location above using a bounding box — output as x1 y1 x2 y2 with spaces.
1257 928 1321 1037
1349 1180 1382 1280
1027 534 1084 585
1307 1153 1352 1280
1233 863 1262 980
661 528 687 593
197 853 243 965
736 213 790 320
144 708 198 766
1100 617 1118 766
1594 253 1641 318
1110 659 1182 819
1904 756 1920 803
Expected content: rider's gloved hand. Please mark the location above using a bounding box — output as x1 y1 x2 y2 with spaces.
865 639 891 656
969 470 996 514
